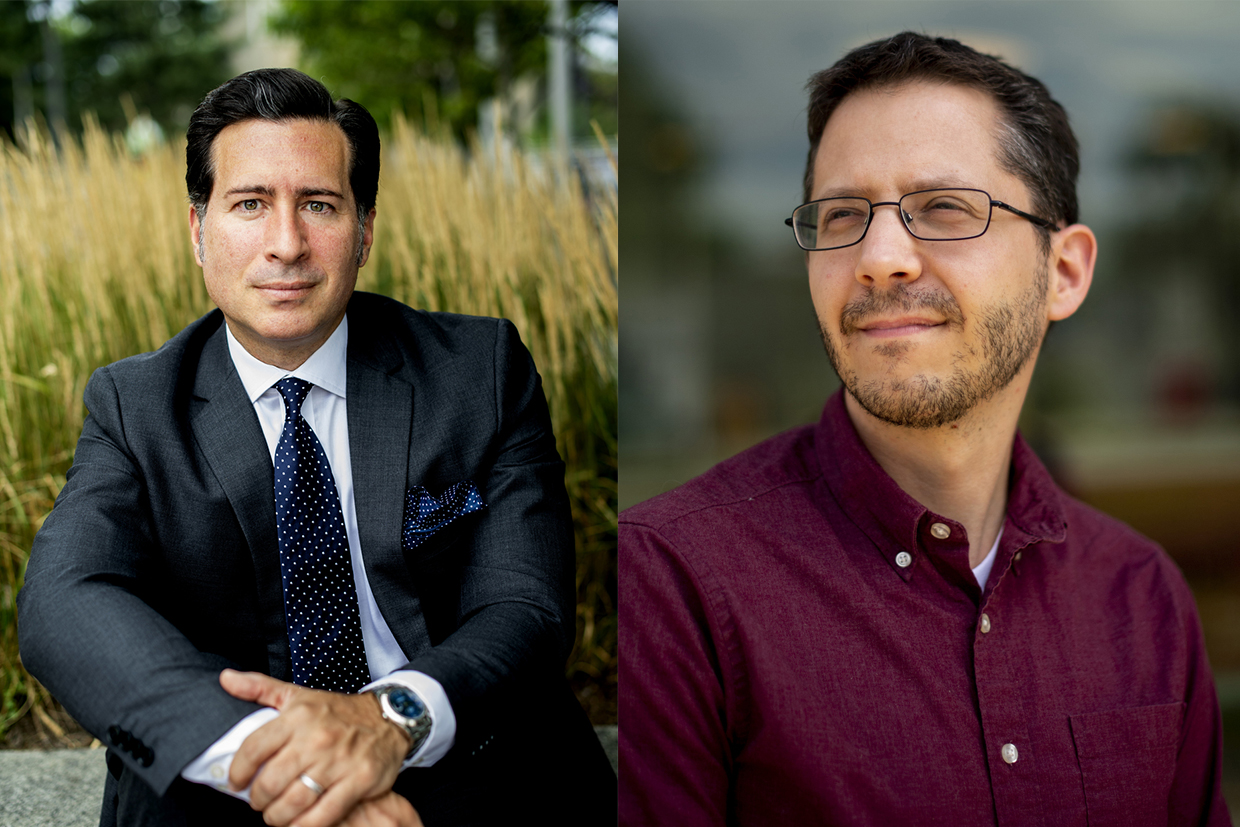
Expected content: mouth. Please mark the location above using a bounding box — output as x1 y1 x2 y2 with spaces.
253 281 318 300
853 316 945 339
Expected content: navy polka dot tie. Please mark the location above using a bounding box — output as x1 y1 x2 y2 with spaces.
272 377 369 693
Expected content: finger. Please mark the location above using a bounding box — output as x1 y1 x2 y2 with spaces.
254 771 324 827
240 713 334 807
367 792 423 827
332 801 371 827
284 770 380 827
220 669 301 709
323 792 422 827
229 715 296 792
378 792 423 827
245 745 309 810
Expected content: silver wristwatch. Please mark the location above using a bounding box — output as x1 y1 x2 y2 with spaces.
369 684 433 760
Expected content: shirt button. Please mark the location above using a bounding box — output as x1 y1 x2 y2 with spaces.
210 763 225 780
1001 743 1019 764
895 551 912 568
930 522 951 540
980 613 991 634
1015 552 1023 561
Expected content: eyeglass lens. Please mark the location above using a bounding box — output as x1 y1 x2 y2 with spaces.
792 189 992 250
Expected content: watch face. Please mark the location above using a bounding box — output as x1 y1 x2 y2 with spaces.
388 687 426 720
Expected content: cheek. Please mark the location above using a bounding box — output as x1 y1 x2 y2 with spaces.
308 223 359 264
201 260 241 295
203 218 260 266
807 260 849 326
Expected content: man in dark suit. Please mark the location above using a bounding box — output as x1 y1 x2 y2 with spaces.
18 69 613 827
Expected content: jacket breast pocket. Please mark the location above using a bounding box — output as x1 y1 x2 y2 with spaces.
1069 702 1184 827
400 480 486 566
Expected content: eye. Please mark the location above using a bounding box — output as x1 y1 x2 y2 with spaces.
821 205 866 228
307 201 330 213
241 199 259 211
924 197 969 212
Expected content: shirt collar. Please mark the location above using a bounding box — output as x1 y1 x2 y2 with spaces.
224 314 349 403
815 389 1067 583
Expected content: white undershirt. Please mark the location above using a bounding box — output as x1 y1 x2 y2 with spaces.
181 315 455 799
971 527 1003 590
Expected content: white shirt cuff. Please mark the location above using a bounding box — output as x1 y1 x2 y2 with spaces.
362 670 456 768
180 707 279 801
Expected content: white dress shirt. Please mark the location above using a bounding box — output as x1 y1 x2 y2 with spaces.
182 315 456 798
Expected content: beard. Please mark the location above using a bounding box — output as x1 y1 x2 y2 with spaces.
819 263 1048 429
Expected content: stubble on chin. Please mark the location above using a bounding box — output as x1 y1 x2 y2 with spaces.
819 270 1047 430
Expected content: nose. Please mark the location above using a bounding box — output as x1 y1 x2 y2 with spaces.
853 202 922 288
264 204 310 264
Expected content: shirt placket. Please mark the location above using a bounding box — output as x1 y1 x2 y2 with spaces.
972 534 1048 827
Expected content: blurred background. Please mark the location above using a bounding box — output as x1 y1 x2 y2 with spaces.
0 0 617 747
622 0 1240 810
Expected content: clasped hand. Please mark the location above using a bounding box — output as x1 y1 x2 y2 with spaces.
220 669 422 827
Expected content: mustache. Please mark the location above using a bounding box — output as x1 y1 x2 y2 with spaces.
839 284 965 335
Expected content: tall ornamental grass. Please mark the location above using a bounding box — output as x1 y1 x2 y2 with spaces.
0 115 617 738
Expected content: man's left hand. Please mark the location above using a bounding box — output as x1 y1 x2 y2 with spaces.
336 791 424 827
221 669 411 827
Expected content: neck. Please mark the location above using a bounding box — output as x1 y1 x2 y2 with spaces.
844 381 1029 568
226 316 344 372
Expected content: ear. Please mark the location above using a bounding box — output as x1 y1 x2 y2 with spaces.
1046 223 1096 322
189 206 204 267
357 207 377 268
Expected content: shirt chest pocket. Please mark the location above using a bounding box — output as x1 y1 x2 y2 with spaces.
1069 702 1184 827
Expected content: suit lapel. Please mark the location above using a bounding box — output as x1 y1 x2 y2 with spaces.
189 325 291 680
348 328 433 661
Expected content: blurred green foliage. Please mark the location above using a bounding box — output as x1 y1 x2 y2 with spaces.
273 0 547 137
273 0 617 142
0 1 616 149
0 0 232 140
0 2 42 138
61 0 232 135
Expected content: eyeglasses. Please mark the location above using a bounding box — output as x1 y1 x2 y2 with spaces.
784 188 1061 251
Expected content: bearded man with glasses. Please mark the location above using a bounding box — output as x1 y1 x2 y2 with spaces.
620 32 1229 826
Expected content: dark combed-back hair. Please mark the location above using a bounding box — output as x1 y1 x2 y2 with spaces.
803 32 1079 236
186 68 380 222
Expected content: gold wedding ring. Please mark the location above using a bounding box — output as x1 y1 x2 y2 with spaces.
298 773 326 797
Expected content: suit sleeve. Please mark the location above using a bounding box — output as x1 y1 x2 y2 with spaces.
17 366 263 796
400 319 576 727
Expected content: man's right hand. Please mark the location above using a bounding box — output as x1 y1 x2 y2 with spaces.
335 791 423 827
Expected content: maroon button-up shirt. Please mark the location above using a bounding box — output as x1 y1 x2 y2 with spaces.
620 391 1229 826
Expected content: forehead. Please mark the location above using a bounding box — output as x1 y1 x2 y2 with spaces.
209 118 351 195
811 80 1013 200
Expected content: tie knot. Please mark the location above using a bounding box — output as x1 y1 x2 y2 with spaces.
274 377 312 417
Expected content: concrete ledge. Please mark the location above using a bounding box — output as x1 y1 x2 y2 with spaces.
0 726 618 826
0 747 106 827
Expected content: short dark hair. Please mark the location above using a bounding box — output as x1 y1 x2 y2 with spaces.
803 32 1079 237
186 68 380 222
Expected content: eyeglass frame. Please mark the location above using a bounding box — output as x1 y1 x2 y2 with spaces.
783 188 1062 252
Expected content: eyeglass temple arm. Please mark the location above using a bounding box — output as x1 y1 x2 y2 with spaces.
990 200 1061 233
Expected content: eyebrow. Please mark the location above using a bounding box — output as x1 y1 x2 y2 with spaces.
812 177 977 201
223 185 346 200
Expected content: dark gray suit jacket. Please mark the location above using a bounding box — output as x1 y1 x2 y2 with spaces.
18 292 614 826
